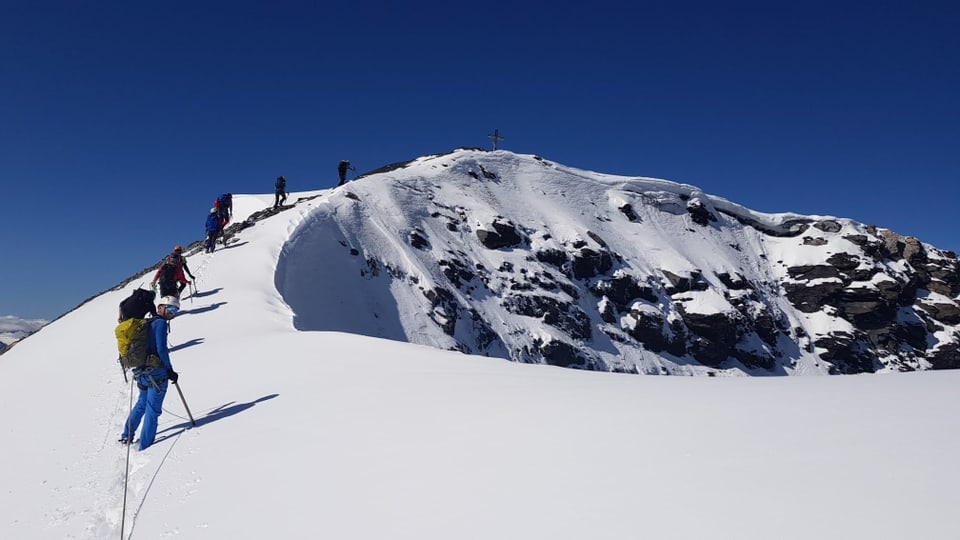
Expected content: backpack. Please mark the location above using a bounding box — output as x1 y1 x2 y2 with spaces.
275 177 285 190
119 288 156 322
159 257 179 281
115 318 161 370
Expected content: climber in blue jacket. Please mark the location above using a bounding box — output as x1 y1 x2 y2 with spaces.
120 296 180 451
204 207 222 253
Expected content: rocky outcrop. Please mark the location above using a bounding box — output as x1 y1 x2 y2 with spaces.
779 227 960 372
476 219 524 249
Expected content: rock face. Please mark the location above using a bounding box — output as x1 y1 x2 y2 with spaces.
278 149 960 376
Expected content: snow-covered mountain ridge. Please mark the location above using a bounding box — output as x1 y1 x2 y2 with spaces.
271 148 959 375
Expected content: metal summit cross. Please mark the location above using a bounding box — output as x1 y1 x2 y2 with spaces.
488 129 504 150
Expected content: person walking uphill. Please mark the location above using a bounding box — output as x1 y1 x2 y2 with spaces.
151 245 195 297
204 208 221 253
214 193 233 224
274 175 287 208
120 296 181 451
337 160 355 186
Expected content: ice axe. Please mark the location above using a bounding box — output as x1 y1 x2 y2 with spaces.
173 380 196 427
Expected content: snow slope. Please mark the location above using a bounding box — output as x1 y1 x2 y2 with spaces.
2 154 959 539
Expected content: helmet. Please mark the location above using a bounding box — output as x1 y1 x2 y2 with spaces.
174 245 183 252
159 296 180 309
210 207 217 213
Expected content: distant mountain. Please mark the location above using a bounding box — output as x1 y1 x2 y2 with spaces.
273 149 960 375
0 315 47 353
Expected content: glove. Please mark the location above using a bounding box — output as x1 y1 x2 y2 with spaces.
168 371 179 384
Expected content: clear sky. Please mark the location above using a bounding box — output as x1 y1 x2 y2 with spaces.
2 1 957 320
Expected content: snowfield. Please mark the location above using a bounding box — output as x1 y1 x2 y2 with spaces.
2 151 959 539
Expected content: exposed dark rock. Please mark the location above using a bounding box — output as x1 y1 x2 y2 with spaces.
528 273 558 292
732 348 776 370
752 308 780 346
619 204 640 222
662 270 709 294
587 231 608 248
894 322 928 352
927 280 954 297
718 210 811 237
717 272 752 290
478 165 498 180
783 280 844 313
918 300 960 325
409 230 430 250
787 265 842 281
570 247 613 280
813 220 842 233
624 308 671 353
476 219 524 249
826 253 861 272
439 259 475 288
468 308 504 353
599 298 617 323
591 273 657 310
837 287 897 329
872 279 903 304
928 342 960 370
879 229 926 263
687 199 718 226
536 248 568 268
803 236 828 246
422 287 459 336
537 339 591 368
679 309 740 367
502 295 592 340
814 332 877 374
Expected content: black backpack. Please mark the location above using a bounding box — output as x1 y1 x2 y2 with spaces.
157 260 178 284
119 288 157 322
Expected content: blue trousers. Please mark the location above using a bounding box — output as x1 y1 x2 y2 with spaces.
122 377 168 450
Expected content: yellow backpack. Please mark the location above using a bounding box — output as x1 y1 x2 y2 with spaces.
115 318 161 370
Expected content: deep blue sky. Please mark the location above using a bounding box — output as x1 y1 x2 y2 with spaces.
2 1 957 320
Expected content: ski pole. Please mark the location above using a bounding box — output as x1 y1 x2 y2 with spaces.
173 381 197 427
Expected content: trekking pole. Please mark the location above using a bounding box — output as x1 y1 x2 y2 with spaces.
173 381 197 427
118 356 127 383
121 376 135 540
